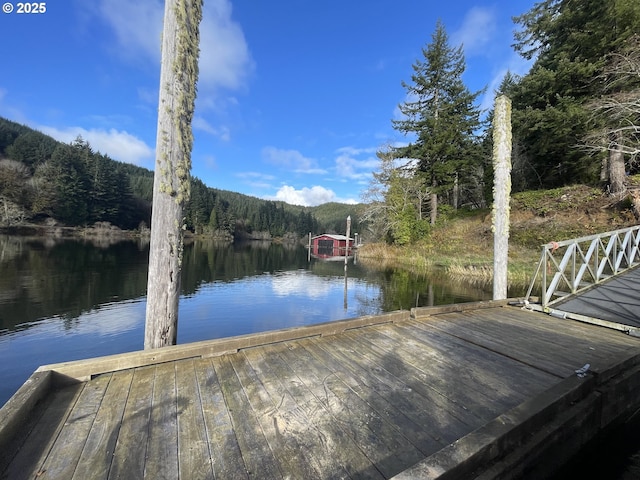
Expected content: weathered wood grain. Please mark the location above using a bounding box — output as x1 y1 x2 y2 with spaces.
305 334 443 456
72 370 133 480
0 370 53 464
3 305 640 480
254 343 383 480
175 359 215 480
346 326 504 423
310 334 458 450
437 308 621 376
426 311 578 377
38 311 411 381
194 358 248 480
108 367 154 480
212 354 282 478
397 318 560 397
310 334 470 446
277 339 424 479
38 373 112 479
241 346 353 479
144 363 179 480
230 351 321 478
0 384 82 480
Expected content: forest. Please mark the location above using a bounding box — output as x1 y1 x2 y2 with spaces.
364 0 640 245
0 117 362 238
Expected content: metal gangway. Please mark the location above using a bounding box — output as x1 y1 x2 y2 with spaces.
525 225 640 310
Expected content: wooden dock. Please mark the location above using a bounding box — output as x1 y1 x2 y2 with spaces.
2 301 640 479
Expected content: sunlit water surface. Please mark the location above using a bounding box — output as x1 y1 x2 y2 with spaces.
0 235 500 405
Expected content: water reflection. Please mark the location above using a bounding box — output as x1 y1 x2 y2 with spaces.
0 234 495 405
0 235 496 335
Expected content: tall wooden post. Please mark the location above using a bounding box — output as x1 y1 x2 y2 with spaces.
145 0 203 350
492 95 512 300
344 216 351 309
344 216 351 271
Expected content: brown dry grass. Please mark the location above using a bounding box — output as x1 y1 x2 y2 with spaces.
358 183 639 289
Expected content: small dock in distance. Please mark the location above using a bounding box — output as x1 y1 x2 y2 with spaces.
2 301 640 479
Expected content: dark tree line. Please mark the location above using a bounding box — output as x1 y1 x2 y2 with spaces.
0 122 141 228
0 117 357 236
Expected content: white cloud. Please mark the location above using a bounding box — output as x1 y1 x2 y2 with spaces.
236 171 276 189
271 185 357 207
262 147 327 174
451 7 497 57
334 147 379 183
39 125 153 166
95 0 164 63
94 0 253 94
198 0 254 92
271 271 333 298
193 116 231 141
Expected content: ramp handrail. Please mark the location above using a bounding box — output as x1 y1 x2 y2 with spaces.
525 225 640 307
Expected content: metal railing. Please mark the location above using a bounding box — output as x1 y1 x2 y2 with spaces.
525 225 640 308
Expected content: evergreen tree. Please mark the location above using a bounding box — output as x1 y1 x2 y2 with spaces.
511 0 640 189
392 21 483 225
47 142 90 225
5 130 57 170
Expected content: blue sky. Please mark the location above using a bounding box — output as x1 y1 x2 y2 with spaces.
1 0 534 206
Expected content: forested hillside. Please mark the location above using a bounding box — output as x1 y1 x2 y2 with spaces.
0 117 361 237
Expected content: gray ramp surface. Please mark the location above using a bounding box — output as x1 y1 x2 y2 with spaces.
556 266 640 328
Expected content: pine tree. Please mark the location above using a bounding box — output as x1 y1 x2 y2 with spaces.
392 21 482 225
511 0 640 190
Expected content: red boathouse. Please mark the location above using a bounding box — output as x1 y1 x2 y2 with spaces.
311 234 354 259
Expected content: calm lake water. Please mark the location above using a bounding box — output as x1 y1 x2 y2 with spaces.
0 234 497 406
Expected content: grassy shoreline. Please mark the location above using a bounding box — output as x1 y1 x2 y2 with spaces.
357 184 640 291
357 238 539 290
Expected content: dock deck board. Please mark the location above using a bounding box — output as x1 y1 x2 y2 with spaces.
2 304 640 479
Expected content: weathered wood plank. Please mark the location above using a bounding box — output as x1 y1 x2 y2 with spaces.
211 354 282 479
424 312 578 377
410 300 511 319
357 322 517 409
324 335 483 432
253 344 383 480
193 358 249 480
37 311 410 380
107 366 154 480
175 359 215 480
395 318 560 398
0 384 83 480
144 362 179 480
309 334 462 450
311 334 472 446
333 329 484 429
229 351 322 478
277 339 424 479
450 309 620 374
344 326 504 423
0 370 53 466
489 306 639 351
305 334 443 457
241 347 353 479
72 370 134 480
37 374 112 479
